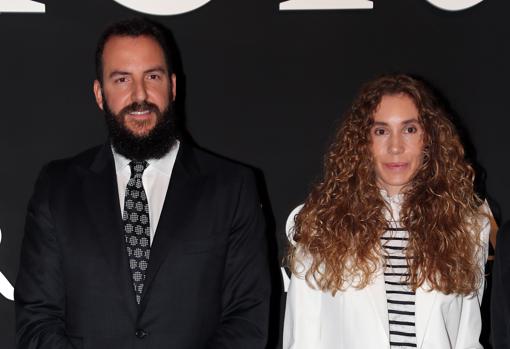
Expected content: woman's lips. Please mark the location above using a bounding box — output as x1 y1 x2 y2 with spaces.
384 162 409 170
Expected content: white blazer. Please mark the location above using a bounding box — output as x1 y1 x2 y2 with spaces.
283 204 491 349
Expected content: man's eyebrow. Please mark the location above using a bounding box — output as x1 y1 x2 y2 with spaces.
109 70 131 79
372 118 420 126
144 66 167 74
107 66 167 79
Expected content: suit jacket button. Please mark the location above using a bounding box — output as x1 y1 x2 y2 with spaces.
135 329 148 339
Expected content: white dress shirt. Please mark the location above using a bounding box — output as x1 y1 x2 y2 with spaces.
112 141 180 246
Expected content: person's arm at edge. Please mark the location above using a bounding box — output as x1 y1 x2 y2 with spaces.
491 221 510 349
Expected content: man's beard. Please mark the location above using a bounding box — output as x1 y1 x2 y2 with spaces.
104 99 178 161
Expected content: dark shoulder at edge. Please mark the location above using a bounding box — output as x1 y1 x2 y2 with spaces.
496 220 510 253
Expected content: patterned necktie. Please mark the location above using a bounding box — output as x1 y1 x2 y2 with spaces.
123 161 151 305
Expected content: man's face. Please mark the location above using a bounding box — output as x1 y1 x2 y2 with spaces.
370 93 424 196
93 35 176 138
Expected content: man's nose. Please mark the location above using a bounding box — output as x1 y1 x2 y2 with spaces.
132 79 148 103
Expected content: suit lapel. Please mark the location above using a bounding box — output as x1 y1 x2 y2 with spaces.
415 282 438 349
82 145 139 314
366 269 390 342
139 143 204 309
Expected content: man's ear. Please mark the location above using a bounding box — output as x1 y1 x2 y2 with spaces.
170 73 176 102
93 80 104 111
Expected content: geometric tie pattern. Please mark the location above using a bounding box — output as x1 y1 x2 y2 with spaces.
123 161 151 305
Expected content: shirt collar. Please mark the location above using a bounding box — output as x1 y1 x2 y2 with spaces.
380 188 403 222
112 140 180 176
379 188 404 205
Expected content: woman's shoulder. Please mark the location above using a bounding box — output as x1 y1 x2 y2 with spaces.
286 204 320 280
286 204 304 246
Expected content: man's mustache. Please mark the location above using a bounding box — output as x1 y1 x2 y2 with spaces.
120 101 160 117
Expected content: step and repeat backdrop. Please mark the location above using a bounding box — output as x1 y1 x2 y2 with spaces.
0 0 508 347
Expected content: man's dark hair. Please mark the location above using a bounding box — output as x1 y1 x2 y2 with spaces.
95 18 174 84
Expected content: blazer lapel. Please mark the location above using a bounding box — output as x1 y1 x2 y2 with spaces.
366 269 390 342
139 143 204 310
82 145 139 314
415 282 438 349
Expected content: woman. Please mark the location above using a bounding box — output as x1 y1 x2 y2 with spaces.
283 74 490 349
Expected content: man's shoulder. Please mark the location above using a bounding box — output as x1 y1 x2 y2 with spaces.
187 145 254 179
30 145 108 199
43 144 106 176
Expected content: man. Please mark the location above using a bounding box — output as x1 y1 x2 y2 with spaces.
15 18 270 348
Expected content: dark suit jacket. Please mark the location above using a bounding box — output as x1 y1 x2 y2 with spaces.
15 143 271 349
492 220 510 348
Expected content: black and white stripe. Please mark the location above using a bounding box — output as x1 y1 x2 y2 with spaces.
382 227 417 349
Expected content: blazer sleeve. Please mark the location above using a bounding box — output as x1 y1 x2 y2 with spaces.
454 208 491 349
282 205 322 349
206 170 271 349
491 221 510 349
15 165 80 349
283 270 322 349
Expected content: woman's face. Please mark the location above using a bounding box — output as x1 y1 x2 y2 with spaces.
370 93 425 196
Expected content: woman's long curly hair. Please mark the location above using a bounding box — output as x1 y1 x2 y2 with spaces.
290 74 484 295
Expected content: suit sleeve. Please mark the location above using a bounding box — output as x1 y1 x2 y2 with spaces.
491 221 510 349
206 170 271 349
15 165 80 349
454 205 491 349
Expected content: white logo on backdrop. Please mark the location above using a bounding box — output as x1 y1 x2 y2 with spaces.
0 0 485 14
0 0 44 13
279 0 483 11
112 0 211 16
0 228 14 301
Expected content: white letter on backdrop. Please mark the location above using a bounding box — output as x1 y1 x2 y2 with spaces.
0 0 45 13
112 0 211 16
0 228 14 301
425 0 483 11
280 0 373 10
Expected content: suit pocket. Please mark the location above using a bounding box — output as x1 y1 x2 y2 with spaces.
182 236 225 254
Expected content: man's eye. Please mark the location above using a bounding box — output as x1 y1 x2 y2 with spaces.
115 77 128 83
148 74 160 80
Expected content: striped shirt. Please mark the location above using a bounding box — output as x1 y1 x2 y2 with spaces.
382 225 417 348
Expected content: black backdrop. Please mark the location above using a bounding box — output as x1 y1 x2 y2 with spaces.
0 0 508 347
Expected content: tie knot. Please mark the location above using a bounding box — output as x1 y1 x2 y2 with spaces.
129 161 148 176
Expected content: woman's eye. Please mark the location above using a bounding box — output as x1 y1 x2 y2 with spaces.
374 128 386 136
404 126 418 134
